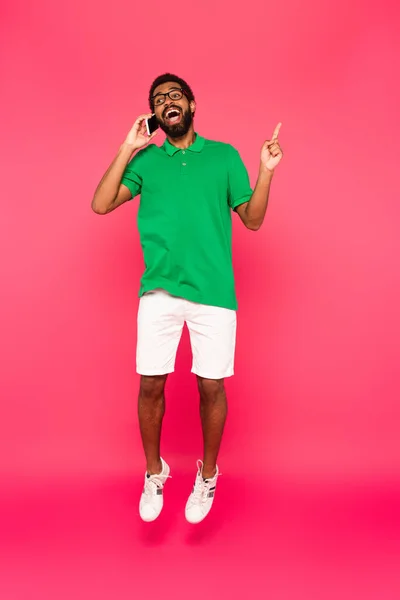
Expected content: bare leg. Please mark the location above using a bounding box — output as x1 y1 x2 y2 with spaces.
197 377 227 479
138 374 168 475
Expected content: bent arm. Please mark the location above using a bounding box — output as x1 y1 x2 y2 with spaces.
91 142 137 214
235 168 274 231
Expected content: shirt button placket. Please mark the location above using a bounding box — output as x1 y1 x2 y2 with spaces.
181 150 188 174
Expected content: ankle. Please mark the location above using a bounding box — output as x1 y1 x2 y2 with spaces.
147 459 162 475
202 465 217 479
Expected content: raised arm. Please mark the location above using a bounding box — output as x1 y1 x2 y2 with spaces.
91 114 157 214
236 123 283 230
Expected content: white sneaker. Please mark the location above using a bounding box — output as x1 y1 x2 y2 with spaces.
139 458 171 522
185 460 220 524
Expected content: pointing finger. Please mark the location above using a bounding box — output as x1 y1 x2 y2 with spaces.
271 122 282 140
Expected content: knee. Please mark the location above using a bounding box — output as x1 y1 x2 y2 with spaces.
197 377 225 401
139 375 167 400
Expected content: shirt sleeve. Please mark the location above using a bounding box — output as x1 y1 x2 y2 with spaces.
121 152 143 199
227 146 253 210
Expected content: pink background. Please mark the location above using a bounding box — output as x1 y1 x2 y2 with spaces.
1 0 399 598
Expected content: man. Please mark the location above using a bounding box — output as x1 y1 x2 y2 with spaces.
92 73 283 524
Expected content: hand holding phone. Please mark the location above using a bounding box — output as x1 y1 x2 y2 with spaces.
124 114 159 150
145 114 159 136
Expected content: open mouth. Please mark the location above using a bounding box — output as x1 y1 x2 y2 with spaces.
164 108 182 125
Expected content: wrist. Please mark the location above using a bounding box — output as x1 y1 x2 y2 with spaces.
120 141 139 154
258 163 274 179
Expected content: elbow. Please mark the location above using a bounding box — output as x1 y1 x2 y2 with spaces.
91 198 109 215
246 221 262 231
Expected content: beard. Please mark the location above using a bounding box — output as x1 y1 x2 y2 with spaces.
159 107 193 138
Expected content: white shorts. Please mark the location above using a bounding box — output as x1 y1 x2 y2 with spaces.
136 289 237 379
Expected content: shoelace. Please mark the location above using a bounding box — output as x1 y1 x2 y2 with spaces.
192 477 211 504
142 472 171 503
191 461 220 505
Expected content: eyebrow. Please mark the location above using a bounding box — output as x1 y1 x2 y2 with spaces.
153 86 181 97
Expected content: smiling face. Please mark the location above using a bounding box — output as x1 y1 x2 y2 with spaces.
152 81 196 138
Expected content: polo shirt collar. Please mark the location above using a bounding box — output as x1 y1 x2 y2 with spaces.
163 134 205 156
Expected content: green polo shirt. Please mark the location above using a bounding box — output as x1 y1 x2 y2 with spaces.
121 134 253 310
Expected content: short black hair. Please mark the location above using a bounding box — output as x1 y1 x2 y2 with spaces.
149 73 195 111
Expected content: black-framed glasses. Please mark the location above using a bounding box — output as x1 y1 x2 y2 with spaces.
152 88 186 107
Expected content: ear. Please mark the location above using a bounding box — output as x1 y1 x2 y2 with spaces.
190 100 196 115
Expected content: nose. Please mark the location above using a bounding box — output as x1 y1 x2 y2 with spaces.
162 100 177 116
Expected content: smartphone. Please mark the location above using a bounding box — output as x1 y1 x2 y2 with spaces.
145 114 159 136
